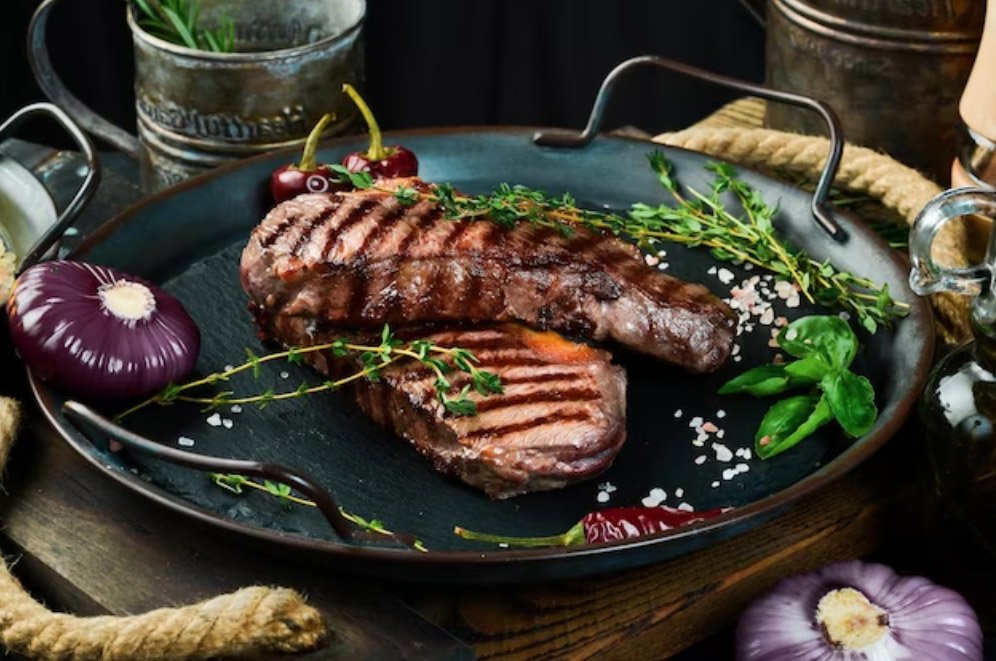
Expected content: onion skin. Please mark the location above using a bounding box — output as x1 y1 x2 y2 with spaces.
736 560 983 661
6 261 200 399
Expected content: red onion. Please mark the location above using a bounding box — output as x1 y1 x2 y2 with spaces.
737 560 982 660
6 260 200 399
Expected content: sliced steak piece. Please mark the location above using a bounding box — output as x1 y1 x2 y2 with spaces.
240 182 736 373
264 318 627 499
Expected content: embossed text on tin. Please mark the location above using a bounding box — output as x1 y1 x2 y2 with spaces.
137 97 309 142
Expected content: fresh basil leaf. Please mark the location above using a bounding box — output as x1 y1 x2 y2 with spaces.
755 394 833 459
777 316 858 368
823 370 877 438
718 365 792 396
784 355 830 383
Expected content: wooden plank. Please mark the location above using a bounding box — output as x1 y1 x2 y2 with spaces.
406 444 909 660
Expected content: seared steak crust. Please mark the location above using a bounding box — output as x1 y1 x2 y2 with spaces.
240 184 736 373
262 318 627 498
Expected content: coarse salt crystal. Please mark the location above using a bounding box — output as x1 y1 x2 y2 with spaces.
222 418 233 429
645 254 660 267
702 421 719 433
717 268 735 285
650 487 666 501
775 316 789 327
707 266 718 275
716 410 726 419
675 488 684 498
689 416 704 429
206 413 222 427
734 356 742 362
177 436 195 447
744 263 753 271
717 429 726 439
224 365 234 372
731 344 741 356
641 496 659 507
759 308 775 325
786 294 801 308
735 463 750 473
713 443 733 462
596 491 610 503
711 481 720 488
694 455 707 465
677 502 694 512
230 405 243 413
743 449 752 460
722 468 737 480
280 371 290 379
599 481 617 493
674 409 683 418
658 262 669 271
657 249 668 257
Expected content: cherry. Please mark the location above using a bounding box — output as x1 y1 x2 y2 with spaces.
270 113 349 203
340 83 419 179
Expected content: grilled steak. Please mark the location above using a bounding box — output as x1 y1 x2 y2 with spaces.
262 318 627 498
240 182 736 373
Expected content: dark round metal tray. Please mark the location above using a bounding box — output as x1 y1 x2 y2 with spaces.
28 125 931 583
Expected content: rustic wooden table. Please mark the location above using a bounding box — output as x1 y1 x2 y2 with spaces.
0 138 976 660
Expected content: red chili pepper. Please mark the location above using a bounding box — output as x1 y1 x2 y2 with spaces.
270 113 349 203
454 505 729 548
340 84 419 179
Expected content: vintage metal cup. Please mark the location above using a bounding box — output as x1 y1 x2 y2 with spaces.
29 0 365 192
763 0 984 181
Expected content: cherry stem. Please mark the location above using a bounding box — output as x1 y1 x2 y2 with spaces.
298 113 333 171
343 83 388 162
453 521 585 548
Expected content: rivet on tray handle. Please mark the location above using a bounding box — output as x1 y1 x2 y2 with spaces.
62 400 422 550
534 55 846 240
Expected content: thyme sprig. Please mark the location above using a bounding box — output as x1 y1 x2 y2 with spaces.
115 325 503 421
331 156 906 333
132 0 235 52
210 473 427 551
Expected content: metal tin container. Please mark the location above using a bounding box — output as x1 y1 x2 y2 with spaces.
30 0 365 192
765 0 984 180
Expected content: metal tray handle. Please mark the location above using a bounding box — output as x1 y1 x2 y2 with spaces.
0 102 101 272
534 55 846 240
62 400 421 550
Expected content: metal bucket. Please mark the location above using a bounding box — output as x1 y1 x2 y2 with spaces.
30 0 365 192
764 0 984 180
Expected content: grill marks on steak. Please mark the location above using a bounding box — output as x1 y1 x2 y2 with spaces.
256 314 627 498
240 184 736 373
354 325 628 499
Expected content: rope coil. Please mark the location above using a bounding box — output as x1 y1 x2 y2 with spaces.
0 398 326 660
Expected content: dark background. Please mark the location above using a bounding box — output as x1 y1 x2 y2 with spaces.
3 0 764 146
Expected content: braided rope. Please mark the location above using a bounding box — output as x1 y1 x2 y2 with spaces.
656 120 972 345
0 397 327 660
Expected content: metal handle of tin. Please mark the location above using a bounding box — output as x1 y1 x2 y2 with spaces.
534 55 845 240
28 0 143 161
62 400 421 550
909 187 996 296
0 102 101 272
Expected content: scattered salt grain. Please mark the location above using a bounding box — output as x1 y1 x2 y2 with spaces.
713 443 733 462
702 421 719 433
641 487 667 507
657 249 668 258
674 487 684 498
716 409 726 419
657 262 670 271
222 418 233 429
722 468 737 480
759 308 775 326
596 491 610 503
731 344 741 356
206 413 222 427
689 416 704 429
280 371 290 379
734 356 742 362
707 266 718 275
673 409 683 418
177 436 195 447
224 364 234 372
230 405 243 414
598 481 617 494
645 254 660 267
711 481 720 488
786 294 801 308
744 263 753 271
775 316 789 327
716 429 726 439
650 487 666 501
717 268 735 285
735 463 750 474
694 455 707 465
677 502 694 512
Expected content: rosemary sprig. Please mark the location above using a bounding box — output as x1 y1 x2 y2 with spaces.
331 156 906 333
132 0 235 52
115 325 503 421
210 473 427 552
